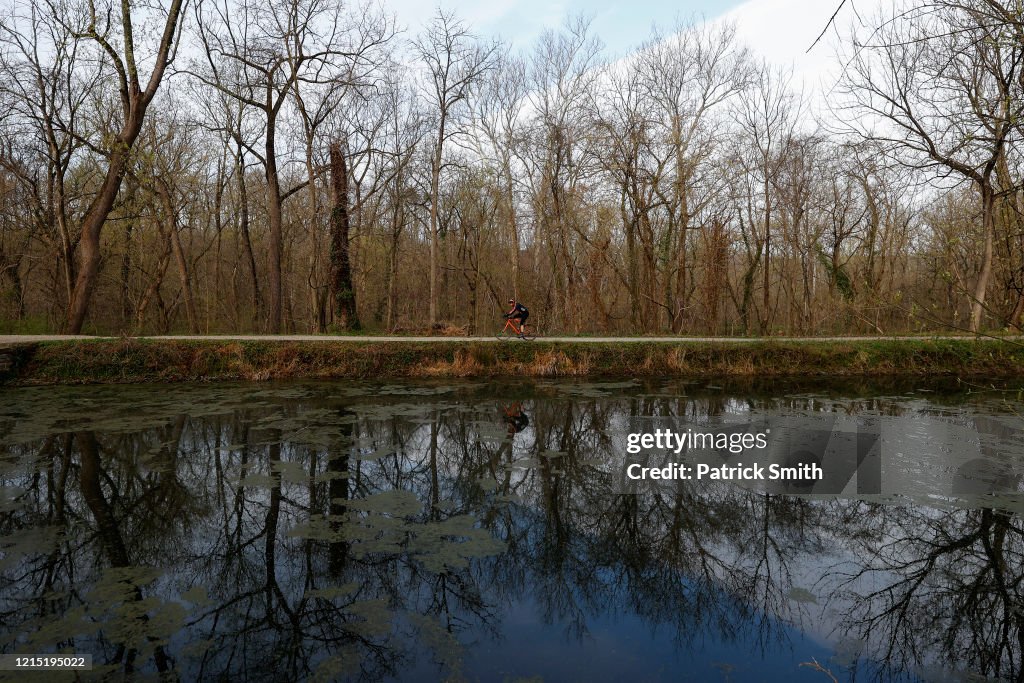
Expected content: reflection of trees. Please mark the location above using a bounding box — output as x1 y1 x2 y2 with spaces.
77 430 173 673
830 503 1024 680
0 395 513 680
455 393 827 655
1 382 1021 680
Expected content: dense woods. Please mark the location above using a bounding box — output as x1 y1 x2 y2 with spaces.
0 0 1022 336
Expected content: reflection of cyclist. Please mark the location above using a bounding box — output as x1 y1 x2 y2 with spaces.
503 401 529 435
505 299 529 338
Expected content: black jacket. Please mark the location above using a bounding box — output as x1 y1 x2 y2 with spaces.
508 302 528 316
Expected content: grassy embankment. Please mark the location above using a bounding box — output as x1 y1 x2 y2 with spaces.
1 337 1024 385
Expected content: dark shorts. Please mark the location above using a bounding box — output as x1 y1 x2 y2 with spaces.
509 414 529 433
512 311 529 324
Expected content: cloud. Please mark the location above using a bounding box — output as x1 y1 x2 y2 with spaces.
724 0 887 93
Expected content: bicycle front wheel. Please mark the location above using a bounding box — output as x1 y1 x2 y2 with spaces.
496 330 512 341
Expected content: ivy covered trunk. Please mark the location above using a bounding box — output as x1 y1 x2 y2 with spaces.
329 141 359 331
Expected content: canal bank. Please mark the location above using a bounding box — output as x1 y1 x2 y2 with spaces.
2 337 1024 385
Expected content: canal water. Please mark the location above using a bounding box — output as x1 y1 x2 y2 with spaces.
1 378 1022 682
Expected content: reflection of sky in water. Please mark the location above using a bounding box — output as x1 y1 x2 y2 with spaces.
1 378 1023 681
446 597 837 683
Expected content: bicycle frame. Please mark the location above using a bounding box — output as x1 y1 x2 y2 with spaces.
497 316 535 340
500 318 525 336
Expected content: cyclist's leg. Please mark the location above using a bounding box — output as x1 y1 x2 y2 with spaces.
519 313 529 335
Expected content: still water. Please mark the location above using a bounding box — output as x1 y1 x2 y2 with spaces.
1 378 1023 682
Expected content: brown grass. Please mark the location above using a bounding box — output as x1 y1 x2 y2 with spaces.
416 349 484 377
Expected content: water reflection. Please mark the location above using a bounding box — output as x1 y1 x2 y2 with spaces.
501 402 529 437
0 379 1022 681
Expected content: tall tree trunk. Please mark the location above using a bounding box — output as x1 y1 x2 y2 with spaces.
623 191 639 331
0 250 24 319
120 222 133 326
704 221 727 334
385 174 403 330
970 185 996 333
235 146 260 329
673 163 690 334
159 181 199 333
265 120 284 334
428 119 446 327
213 155 225 325
329 141 359 330
761 182 772 335
118 176 137 330
51 173 76 314
66 140 137 333
505 163 520 296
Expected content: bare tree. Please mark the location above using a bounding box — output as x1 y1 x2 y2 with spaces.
838 1 1024 332
192 0 392 333
2 0 1018 338
0 4 96 318
639 21 751 332
734 62 800 334
594 63 659 331
47 0 189 333
471 52 528 299
195 82 263 327
378 81 427 330
414 9 499 327
147 108 203 333
525 16 603 333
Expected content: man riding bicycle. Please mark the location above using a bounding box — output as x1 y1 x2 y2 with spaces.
505 299 529 338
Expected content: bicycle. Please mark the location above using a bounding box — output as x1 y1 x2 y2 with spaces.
496 316 536 341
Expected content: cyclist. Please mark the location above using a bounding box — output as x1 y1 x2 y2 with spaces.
505 298 529 338
502 401 530 436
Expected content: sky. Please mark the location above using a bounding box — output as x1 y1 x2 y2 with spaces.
388 0 746 56
385 0 889 94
